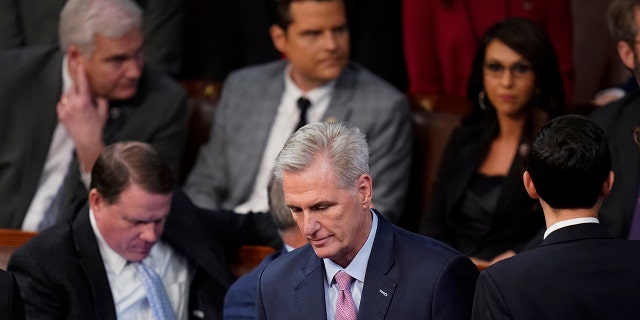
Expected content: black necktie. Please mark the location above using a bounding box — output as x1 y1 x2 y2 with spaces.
296 96 311 131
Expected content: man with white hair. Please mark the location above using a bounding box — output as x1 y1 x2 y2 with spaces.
0 0 186 230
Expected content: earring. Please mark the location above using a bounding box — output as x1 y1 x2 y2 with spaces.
478 90 487 110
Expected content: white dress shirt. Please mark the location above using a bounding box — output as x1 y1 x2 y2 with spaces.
323 210 378 320
544 217 600 239
21 56 75 231
234 64 335 213
90 210 193 320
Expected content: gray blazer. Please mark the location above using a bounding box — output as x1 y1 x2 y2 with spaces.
184 60 411 223
0 46 187 228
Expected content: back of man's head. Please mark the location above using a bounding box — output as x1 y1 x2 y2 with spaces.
59 0 142 54
90 141 174 204
526 115 611 209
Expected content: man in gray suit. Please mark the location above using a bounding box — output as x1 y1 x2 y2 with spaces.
184 0 411 223
0 0 186 230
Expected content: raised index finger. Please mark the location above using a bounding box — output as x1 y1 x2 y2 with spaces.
74 63 91 98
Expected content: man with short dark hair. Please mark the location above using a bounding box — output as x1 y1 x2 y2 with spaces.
473 115 640 319
9 141 275 319
257 122 477 319
184 0 411 224
0 0 186 231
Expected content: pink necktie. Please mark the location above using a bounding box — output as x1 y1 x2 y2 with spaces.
335 271 357 320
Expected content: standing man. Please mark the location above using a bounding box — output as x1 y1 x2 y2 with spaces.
473 115 640 319
0 0 186 230
591 0 640 238
256 122 478 319
8 141 265 319
183 0 411 223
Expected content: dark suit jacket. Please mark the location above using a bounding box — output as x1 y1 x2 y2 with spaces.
590 89 640 238
0 269 24 320
8 190 279 320
421 117 544 260
223 250 282 320
184 60 411 223
0 0 183 74
472 223 640 319
256 212 478 319
0 46 186 229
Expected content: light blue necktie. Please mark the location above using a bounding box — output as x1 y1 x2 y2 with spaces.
135 262 176 320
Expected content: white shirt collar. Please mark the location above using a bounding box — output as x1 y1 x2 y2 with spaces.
90 209 128 275
283 63 335 106
324 209 378 284
544 217 599 239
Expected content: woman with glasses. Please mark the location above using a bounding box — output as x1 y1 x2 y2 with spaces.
420 18 564 269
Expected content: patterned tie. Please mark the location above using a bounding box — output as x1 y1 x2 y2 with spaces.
335 271 357 320
134 262 176 320
296 96 311 131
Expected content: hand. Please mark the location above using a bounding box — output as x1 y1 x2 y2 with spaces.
57 64 108 173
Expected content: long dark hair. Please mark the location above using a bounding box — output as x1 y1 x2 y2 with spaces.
466 18 564 123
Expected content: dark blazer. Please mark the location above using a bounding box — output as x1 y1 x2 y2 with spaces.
590 89 640 238
421 117 544 260
0 269 24 320
223 251 283 320
183 60 412 223
256 212 479 319
0 46 186 229
472 223 640 319
0 0 183 74
8 190 278 320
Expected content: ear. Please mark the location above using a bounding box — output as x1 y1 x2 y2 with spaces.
66 45 86 83
523 171 539 199
356 174 373 209
617 40 636 71
89 189 105 214
602 171 615 198
270 25 287 54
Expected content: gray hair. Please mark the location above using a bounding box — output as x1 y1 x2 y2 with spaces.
59 0 142 54
274 122 369 189
267 175 296 230
608 0 640 46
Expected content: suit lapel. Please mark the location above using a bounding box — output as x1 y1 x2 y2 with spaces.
323 64 355 122
72 207 118 320
359 212 397 320
615 98 640 227
294 249 327 319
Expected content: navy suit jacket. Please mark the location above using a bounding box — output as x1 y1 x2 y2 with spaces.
223 251 283 320
473 223 640 319
256 211 478 319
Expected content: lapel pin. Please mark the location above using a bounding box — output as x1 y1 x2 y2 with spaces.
378 289 388 297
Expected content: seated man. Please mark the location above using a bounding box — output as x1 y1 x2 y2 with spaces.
257 122 478 319
223 176 307 320
473 115 640 319
0 0 186 230
183 0 411 223
8 141 277 319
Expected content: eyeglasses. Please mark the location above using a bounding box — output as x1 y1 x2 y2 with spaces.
483 61 532 79
632 126 640 147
